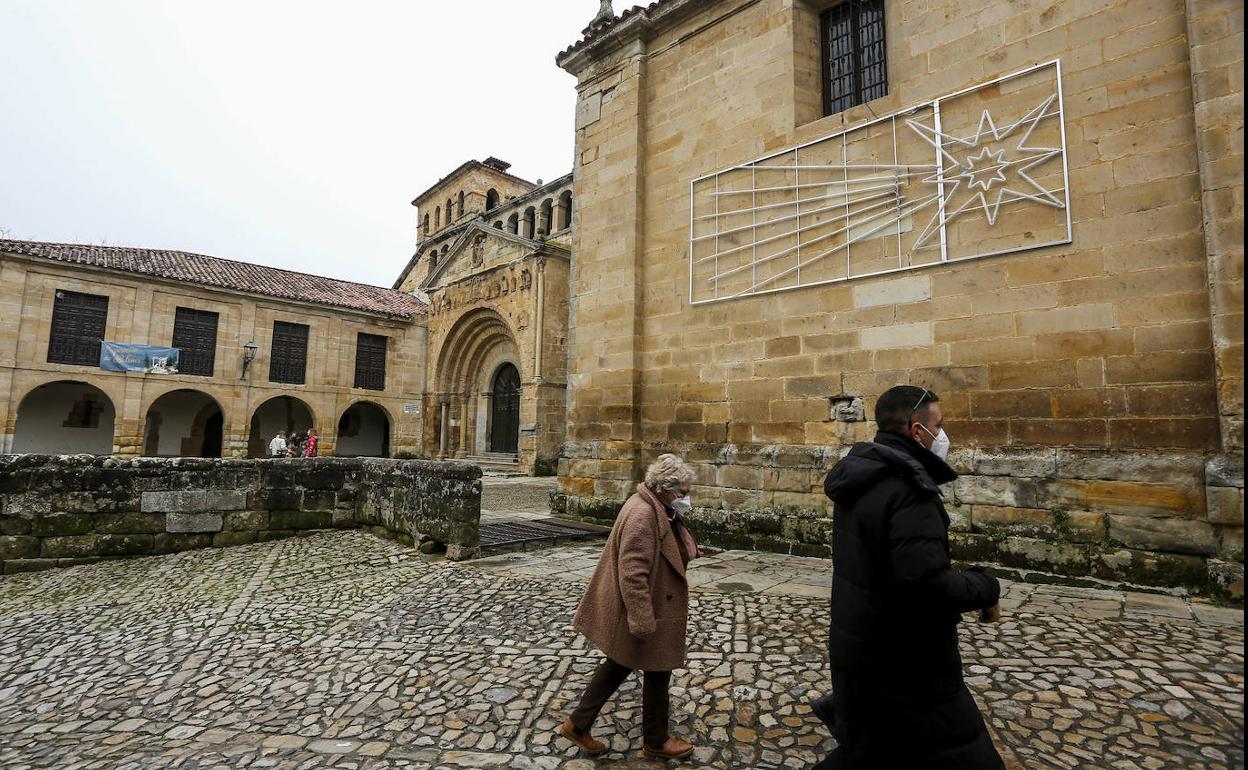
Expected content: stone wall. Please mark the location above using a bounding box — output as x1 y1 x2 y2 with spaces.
554 0 1245 596
0 455 481 575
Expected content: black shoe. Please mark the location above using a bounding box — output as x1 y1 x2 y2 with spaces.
812 693 836 730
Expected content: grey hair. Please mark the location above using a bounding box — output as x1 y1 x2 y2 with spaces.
644 453 695 494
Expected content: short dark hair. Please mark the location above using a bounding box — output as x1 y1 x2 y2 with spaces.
875 385 940 433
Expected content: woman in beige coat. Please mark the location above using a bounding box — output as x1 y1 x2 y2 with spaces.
559 454 702 760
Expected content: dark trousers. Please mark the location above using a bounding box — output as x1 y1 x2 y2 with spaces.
569 658 671 748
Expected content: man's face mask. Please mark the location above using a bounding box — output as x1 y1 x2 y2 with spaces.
917 423 951 461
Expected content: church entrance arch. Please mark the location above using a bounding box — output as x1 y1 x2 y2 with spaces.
432 308 523 459
489 364 521 453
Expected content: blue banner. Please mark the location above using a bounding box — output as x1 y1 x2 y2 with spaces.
99 342 181 374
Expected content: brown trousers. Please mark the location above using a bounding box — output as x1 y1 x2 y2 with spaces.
569 658 671 748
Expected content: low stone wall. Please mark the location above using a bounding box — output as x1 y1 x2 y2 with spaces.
556 443 1245 599
0 455 481 575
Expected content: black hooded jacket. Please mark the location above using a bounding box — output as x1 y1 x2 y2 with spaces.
824 431 999 698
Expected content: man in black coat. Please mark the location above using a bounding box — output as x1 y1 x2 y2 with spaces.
813 385 1005 770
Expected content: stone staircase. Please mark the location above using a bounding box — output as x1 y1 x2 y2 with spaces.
463 452 524 476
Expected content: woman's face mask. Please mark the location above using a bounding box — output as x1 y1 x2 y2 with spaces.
917 423 951 461
670 494 693 515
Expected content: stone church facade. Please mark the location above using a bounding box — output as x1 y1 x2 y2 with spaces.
553 0 1243 594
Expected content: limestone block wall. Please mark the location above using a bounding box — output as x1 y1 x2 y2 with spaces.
0 455 481 575
555 0 1245 596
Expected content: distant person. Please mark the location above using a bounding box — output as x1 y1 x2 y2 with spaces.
814 386 1005 770
559 453 702 761
268 431 287 458
303 428 319 457
286 434 302 458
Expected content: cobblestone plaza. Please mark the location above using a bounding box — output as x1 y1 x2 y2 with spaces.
0 483 1242 770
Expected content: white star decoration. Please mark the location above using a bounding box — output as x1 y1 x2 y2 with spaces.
905 94 1064 248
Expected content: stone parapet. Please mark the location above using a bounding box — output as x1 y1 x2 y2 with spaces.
556 441 1245 598
0 454 481 574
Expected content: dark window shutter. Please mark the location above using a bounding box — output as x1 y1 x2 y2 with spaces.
171 307 219 376
269 321 309 384
354 333 388 391
48 290 109 366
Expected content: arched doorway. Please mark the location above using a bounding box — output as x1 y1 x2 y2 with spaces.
143 389 224 457
247 396 314 458
13 381 116 455
490 363 521 454
337 402 390 457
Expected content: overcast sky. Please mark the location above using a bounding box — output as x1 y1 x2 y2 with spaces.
0 1 611 287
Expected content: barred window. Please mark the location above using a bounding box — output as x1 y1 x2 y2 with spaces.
354 333 387 391
269 321 309 385
822 0 888 116
48 289 109 366
171 307 219 377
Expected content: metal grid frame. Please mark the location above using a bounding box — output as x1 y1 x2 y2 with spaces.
688 59 1072 306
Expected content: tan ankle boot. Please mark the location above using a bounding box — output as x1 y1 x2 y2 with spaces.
643 736 695 759
559 718 607 756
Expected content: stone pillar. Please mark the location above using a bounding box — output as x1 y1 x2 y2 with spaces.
557 32 649 505
1185 0 1245 598
439 400 450 456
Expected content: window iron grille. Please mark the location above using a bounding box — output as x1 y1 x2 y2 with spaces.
822 0 888 116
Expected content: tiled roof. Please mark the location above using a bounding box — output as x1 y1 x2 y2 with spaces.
0 239 427 319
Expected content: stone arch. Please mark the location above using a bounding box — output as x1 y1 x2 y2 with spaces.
539 198 553 237
423 212 430 236
485 188 499 211
446 197 454 223
13 380 116 455
507 212 519 234
457 190 465 217
336 400 391 457
522 207 536 239
435 205 441 229
558 190 573 230
432 308 524 457
247 395 315 458
142 388 224 457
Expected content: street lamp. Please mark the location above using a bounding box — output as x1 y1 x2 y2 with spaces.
240 340 258 380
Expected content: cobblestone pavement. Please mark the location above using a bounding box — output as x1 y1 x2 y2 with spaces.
0 530 1242 770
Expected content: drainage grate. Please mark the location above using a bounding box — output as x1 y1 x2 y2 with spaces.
479 518 607 549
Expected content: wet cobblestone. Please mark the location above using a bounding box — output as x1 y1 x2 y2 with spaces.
0 530 1242 769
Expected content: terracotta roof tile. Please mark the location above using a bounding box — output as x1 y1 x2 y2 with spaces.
0 239 426 319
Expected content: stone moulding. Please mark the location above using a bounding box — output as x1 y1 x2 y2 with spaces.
0 454 482 575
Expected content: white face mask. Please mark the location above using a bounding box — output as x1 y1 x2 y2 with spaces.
670 494 692 515
918 424 951 461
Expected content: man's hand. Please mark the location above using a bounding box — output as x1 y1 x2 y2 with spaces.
978 603 1001 623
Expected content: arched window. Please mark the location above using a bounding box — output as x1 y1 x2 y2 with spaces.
435 206 441 228
457 191 465 216
485 188 499 211
539 199 553 236
441 244 449 256
446 198 454 223
423 213 430 236
507 213 519 234
522 207 536 239
493 220 503 229
558 190 573 230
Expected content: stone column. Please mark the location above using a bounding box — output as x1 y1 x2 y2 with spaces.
439 400 450 456
557 33 649 504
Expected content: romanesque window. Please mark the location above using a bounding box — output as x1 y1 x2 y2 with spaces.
353 332 387 391
268 321 309 385
435 206 441 228
423 212 430 236
558 190 573 230
822 0 887 116
539 199 553 235
485 188 499 211
171 307 219 377
446 198 454 223
457 191 465 217
48 289 109 366
508 213 519 234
